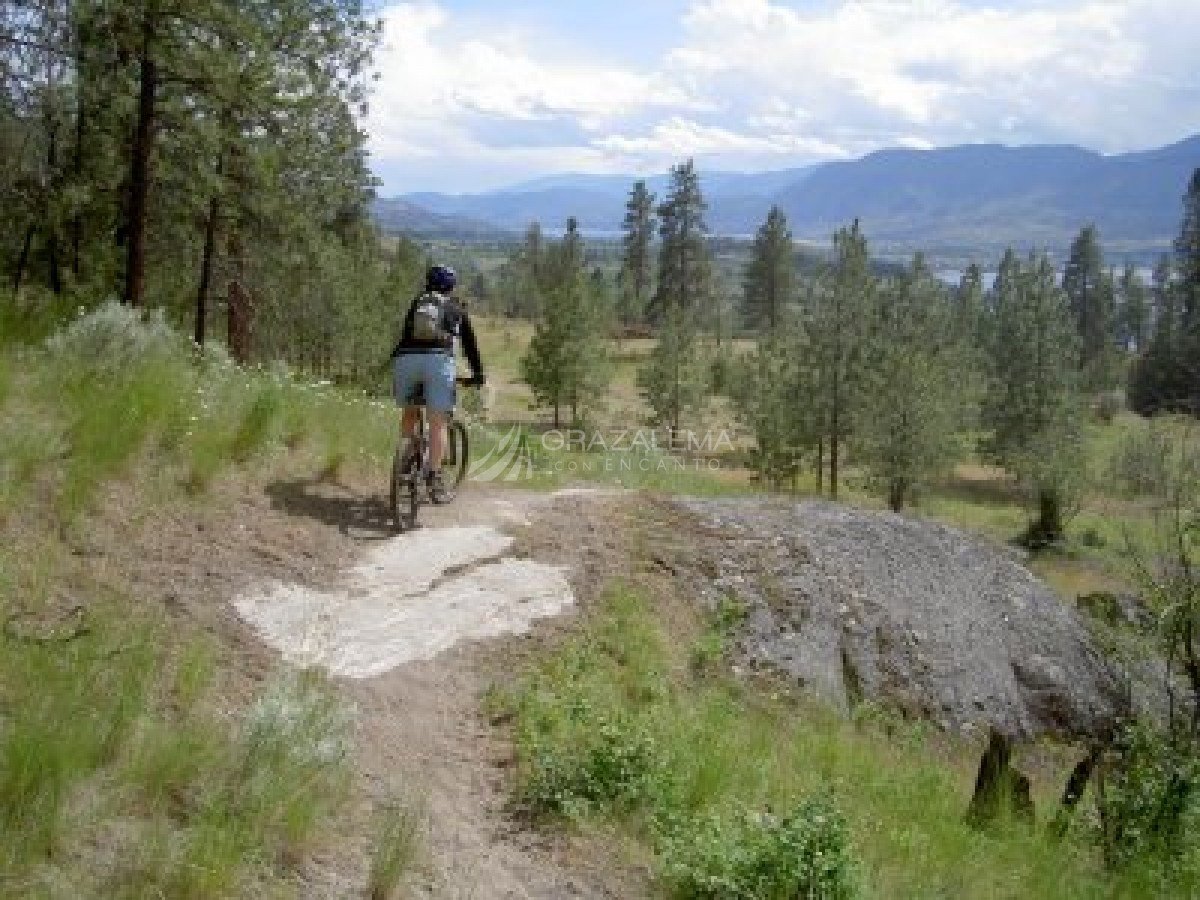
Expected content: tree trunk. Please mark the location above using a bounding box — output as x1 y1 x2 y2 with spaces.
226 227 251 363
1051 745 1103 837
830 421 839 500
72 35 86 279
888 478 907 512
1028 487 1063 548
194 193 219 346
123 16 158 308
12 225 35 292
967 729 1035 827
815 437 824 494
45 122 63 294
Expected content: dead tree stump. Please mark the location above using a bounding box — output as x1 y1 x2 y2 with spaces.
967 728 1035 827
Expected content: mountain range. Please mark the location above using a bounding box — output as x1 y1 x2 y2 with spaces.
373 134 1200 250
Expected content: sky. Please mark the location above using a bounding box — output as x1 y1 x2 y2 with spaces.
366 0 1200 195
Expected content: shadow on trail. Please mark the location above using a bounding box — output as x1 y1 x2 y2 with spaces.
265 478 394 539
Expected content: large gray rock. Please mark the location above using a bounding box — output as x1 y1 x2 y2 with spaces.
683 499 1126 739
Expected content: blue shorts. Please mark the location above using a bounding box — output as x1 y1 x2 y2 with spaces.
393 352 456 413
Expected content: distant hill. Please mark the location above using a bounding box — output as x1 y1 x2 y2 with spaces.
376 135 1200 250
370 197 511 239
393 166 817 236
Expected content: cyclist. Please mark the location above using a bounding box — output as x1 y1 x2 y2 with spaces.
391 264 485 502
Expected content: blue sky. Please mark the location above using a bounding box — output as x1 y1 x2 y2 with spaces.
366 0 1200 195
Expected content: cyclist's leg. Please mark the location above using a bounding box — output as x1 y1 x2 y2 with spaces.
401 406 421 464
392 355 425 467
422 353 456 474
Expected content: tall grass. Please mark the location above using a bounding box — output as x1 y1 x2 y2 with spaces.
368 794 425 900
0 593 354 894
0 302 400 519
0 304 396 894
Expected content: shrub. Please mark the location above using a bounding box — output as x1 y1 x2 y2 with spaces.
1107 425 1174 498
1098 723 1199 870
45 300 184 380
659 795 859 900
521 704 661 816
1095 391 1124 424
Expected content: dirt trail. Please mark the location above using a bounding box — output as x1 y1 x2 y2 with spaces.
226 482 634 899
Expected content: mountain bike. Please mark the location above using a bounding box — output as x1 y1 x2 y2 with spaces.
390 377 473 532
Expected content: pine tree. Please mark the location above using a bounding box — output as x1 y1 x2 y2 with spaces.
742 205 795 332
649 159 711 325
1118 264 1149 352
1063 224 1116 388
807 219 874 498
1177 168 1200 406
856 255 973 511
954 263 986 346
982 253 1083 546
1178 168 1200 329
520 225 610 427
637 305 705 438
1130 171 1200 415
617 180 655 326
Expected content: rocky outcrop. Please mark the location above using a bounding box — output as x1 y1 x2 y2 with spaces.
685 499 1126 739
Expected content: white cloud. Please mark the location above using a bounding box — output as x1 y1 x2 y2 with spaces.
368 0 1200 192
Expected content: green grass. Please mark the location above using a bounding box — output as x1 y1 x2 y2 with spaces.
499 584 1199 899
368 794 424 900
0 305 401 520
0 306 396 895
0 588 353 895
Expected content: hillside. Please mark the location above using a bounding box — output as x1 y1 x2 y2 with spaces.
383 135 1200 249
370 197 511 239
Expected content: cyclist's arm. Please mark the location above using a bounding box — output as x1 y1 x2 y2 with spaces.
459 309 485 383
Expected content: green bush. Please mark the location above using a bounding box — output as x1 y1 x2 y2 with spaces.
1099 723 1199 870
521 703 661 816
659 795 858 900
1107 424 1174 498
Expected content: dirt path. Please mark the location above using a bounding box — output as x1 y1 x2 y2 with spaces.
223 480 637 898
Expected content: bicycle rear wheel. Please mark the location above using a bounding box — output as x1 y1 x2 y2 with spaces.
391 444 421 532
445 420 470 493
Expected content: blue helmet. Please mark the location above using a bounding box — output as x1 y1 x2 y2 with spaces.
426 264 456 294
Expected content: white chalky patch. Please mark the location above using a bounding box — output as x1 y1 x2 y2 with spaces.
233 527 573 678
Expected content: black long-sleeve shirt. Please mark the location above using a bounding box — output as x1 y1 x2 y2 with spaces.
390 293 484 379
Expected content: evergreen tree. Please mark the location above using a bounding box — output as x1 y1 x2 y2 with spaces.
617 180 655 326
992 248 1021 312
1118 264 1149 352
1130 170 1200 415
954 263 986 347
741 205 795 332
520 225 610 427
637 304 705 438
649 158 712 325
807 219 874 498
731 309 814 488
1178 168 1200 330
1177 168 1200 406
857 255 973 511
1063 224 1116 388
982 253 1083 546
